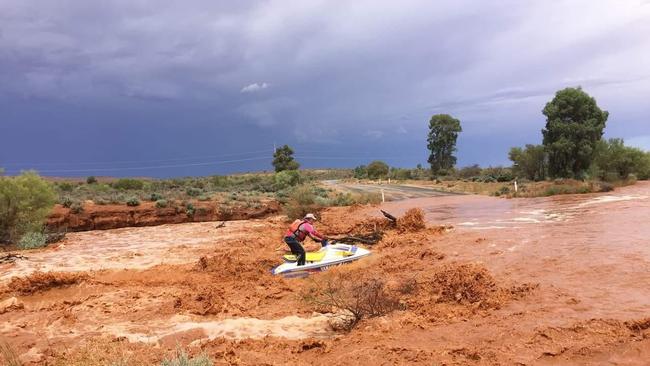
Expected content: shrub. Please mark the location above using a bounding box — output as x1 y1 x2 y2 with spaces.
70 202 84 214
0 172 57 244
197 195 210 201
94 198 109 205
112 178 144 190
86 176 97 184
458 164 482 179
274 170 301 190
60 196 74 208
161 348 213 366
155 199 168 208
302 272 402 331
58 182 74 192
186 187 202 197
17 232 48 250
185 203 196 218
218 204 233 219
126 198 140 207
150 192 164 201
283 185 321 220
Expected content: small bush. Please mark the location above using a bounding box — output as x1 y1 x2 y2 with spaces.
70 201 84 214
185 203 196 218
197 195 210 201
86 176 97 184
155 199 168 208
17 232 48 250
302 272 402 331
112 178 144 190
126 198 140 207
284 185 321 220
274 170 301 190
186 187 203 197
58 182 74 192
161 348 213 366
61 197 74 208
218 204 233 219
150 192 164 201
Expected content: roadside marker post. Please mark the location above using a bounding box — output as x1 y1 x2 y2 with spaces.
381 189 385 203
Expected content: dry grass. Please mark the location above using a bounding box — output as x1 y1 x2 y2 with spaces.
0 339 21 366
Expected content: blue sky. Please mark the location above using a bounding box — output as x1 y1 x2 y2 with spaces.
1 0 649 177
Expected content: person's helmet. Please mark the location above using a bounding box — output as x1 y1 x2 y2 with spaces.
304 213 317 221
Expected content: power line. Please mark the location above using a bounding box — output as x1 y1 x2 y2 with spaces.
0 149 275 167
4 156 272 174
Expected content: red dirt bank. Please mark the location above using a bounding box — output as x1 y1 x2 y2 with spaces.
46 200 280 232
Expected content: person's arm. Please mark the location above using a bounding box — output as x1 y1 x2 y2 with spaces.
303 223 326 243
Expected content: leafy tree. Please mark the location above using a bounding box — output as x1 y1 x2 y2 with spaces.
353 165 368 179
0 171 56 244
509 144 547 181
591 138 650 180
366 161 389 179
86 176 97 184
542 87 608 178
272 145 300 172
427 114 462 176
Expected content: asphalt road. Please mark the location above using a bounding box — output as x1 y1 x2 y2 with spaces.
322 180 460 201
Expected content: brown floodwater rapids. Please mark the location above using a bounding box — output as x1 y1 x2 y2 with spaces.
376 181 650 323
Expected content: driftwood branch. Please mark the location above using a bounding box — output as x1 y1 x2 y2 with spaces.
0 253 28 264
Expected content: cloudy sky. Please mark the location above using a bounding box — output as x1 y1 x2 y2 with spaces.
1 0 649 177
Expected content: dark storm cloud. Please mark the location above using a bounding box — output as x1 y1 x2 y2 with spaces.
1 0 649 176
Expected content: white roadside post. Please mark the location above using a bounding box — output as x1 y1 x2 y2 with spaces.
381 189 385 203
514 180 518 192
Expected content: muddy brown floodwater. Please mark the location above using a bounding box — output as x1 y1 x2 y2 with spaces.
1 183 649 365
377 181 650 321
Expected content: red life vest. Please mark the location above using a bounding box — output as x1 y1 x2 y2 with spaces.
285 219 308 241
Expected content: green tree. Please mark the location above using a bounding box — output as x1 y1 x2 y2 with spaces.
272 145 300 172
427 114 462 176
86 176 97 184
591 138 650 180
353 165 368 179
542 87 609 178
0 171 57 244
509 144 547 181
366 161 389 179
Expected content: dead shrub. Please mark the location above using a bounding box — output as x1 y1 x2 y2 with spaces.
301 272 402 331
8 271 89 296
397 208 426 233
396 276 418 295
430 263 498 304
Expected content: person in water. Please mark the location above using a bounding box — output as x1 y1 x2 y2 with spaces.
284 213 328 266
